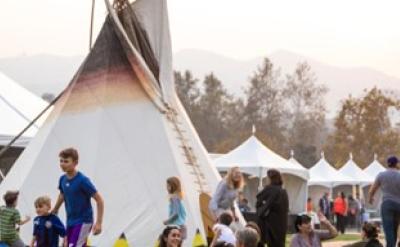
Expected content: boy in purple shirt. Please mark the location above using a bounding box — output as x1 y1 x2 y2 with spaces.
51 148 104 247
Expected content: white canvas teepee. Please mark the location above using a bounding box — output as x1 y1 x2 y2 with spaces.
0 0 221 245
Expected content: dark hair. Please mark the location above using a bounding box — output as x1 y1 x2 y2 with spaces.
294 214 312 232
340 192 345 199
213 242 235 247
307 197 312 202
267 169 283 186
362 222 379 239
387 156 398 168
59 148 79 162
159 225 182 247
3 191 19 207
218 212 233 226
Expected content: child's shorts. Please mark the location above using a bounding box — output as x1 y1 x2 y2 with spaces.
66 223 92 247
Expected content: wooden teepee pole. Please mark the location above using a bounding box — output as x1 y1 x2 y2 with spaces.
89 0 96 51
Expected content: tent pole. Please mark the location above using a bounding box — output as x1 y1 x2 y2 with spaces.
89 0 96 51
258 167 263 191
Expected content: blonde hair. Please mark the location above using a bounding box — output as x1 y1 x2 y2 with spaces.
34 196 51 208
225 166 244 190
166 176 184 199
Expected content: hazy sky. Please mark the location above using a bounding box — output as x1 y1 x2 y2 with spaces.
1 0 399 78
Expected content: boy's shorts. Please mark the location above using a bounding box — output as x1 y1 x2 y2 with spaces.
67 223 92 247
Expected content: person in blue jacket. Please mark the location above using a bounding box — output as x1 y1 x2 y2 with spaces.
30 196 65 247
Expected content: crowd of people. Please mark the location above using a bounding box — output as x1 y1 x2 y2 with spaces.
306 191 364 236
1 147 399 247
192 155 399 247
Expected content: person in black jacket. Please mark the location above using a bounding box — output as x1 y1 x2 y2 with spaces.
255 169 289 247
319 192 331 220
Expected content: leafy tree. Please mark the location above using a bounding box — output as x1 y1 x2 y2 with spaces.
195 73 238 151
283 62 328 167
243 58 287 152
325 87 400 168
174 70 200 119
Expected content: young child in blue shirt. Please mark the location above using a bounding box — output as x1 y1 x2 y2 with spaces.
51 148 104 247
163 176 187 241
30 196 65 247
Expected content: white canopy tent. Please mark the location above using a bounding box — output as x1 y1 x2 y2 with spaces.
364 154 385 180
308 152 356 207
338 153 374 186
288 150 306 169
363 155 385 210
214 134 309 213
335 154 374 202
309 152 355 187
0 72 48 147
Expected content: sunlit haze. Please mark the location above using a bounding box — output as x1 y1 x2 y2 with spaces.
1 0 399 78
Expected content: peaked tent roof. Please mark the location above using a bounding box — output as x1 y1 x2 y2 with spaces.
309 153 356 187
288 150 306 170
209 153 223 159
214 135 309 180
0 0 222 245
338 154 374 185
0 72 48 146
364 155 385 179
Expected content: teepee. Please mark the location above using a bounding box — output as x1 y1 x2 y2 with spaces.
0 0 222 245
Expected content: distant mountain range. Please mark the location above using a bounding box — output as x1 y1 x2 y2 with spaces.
0 54 83 96
1 49 400 116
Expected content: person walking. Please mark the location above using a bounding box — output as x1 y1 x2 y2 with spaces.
52 148 104 247
163 177 187 241
334 192 347 234
318 192 332 220
348 195 359 229
319 192 331 220
369 156 400 247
